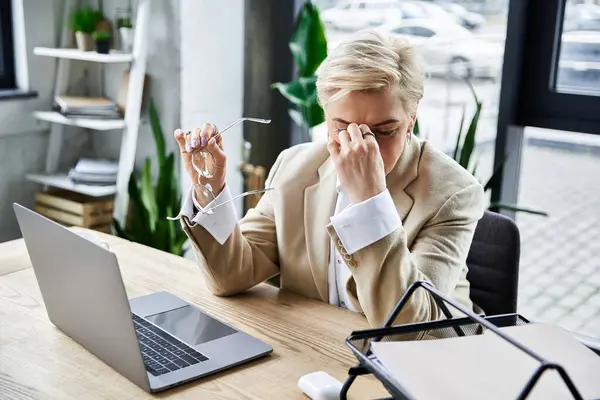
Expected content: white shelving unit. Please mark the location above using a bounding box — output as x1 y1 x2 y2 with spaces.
27 0 150 224
25 174 116 197
34 111 125 130
33 47 134 63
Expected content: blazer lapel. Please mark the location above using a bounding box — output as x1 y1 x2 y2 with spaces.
386 134 421 221
303 153 337 302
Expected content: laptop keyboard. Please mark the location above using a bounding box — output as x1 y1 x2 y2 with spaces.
132 313 208 376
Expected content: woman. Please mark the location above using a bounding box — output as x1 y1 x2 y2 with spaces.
173 30 484 329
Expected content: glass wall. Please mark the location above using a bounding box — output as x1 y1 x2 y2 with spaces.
516 127 600 339
313 0 509 192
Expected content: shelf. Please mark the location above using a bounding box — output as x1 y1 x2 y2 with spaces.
33 47 134 63
26 174 116 197
34 111 125 131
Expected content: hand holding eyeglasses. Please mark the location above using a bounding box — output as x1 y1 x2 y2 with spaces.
171 117 273 218
174 122 227 202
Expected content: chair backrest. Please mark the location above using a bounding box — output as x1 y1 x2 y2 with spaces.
466 211 521 315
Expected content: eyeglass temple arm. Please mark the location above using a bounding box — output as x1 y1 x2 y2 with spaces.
199 188 274 214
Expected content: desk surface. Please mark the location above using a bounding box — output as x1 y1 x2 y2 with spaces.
0 229 386 399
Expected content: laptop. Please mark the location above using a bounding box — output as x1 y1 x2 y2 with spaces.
13 203 272 393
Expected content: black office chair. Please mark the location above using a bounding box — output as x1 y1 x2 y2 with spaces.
466 210 521 315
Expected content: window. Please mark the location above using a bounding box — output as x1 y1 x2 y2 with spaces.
0 0 16 90
556 0 600 95
516 128 600 339
493 0 600 340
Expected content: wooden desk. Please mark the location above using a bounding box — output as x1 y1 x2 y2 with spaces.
0 230 386 399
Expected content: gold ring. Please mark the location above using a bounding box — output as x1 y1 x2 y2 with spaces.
362 132 376 139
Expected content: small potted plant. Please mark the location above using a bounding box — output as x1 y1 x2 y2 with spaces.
117 16 134 52
92 30 111 54
69 7 103 51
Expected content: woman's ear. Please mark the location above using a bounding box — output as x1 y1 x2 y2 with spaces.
408 103 419 132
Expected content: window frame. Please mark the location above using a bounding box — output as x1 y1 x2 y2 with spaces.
492 0 600 216
516 0 600 136
0 0 16 90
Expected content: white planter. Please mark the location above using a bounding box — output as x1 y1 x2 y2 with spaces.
119 27 135 52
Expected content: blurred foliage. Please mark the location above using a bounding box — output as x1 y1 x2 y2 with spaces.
415 79 547 216
112 99 188 255
69 7 103 33
272 1 327 142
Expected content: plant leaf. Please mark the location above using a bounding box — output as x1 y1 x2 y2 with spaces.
289 1 327 77
272 76 318 107
156 153 175 219
149 99 166 171
483 154 508 192
127 171 152 245
288 108 305 128
489 202 549 216
173 232 189 256
470 157 480 178
140 159 158 231
453 105 466 161
302 100 325 128
166 207 176 254
111 218 131 240
458 97 481 170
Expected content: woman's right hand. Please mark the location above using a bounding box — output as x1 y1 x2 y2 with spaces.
174 122 227 201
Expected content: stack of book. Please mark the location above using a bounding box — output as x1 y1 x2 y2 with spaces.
68 159 119 186
54 96 122 119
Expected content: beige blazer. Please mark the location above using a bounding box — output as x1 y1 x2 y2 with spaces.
182 136 485 328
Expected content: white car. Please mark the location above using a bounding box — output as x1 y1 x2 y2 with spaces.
320 0 404 31
379 19 504 79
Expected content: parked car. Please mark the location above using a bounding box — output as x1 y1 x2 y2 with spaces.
433 1 486 30
563 3 600 32
320 0 464 31
320 0 403 31
379 19 504 79
557 30 600 92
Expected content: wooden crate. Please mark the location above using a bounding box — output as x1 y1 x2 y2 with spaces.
35 190 114 233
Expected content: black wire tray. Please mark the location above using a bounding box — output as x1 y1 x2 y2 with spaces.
340 280 587 400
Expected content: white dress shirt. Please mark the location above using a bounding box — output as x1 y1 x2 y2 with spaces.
177 178 402 312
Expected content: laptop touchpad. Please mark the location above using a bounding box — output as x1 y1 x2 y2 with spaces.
146 305 237 346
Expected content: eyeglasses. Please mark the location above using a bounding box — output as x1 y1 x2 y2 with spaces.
169 117 273 221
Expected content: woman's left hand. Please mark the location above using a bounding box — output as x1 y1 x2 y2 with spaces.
327 123 386 204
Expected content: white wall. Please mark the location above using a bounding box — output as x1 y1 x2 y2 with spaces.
0 0 91 242
179 0 245 215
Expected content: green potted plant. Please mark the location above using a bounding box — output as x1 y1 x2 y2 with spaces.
69 7 103 51
272 1 327 143
117 16 134 52
112 99 188 256
92 30 111 54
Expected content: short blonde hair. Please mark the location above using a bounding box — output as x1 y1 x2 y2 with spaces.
316 30 424 115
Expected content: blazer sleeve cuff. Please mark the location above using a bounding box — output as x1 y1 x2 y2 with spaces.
330 189 402 255
177 184 238 244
